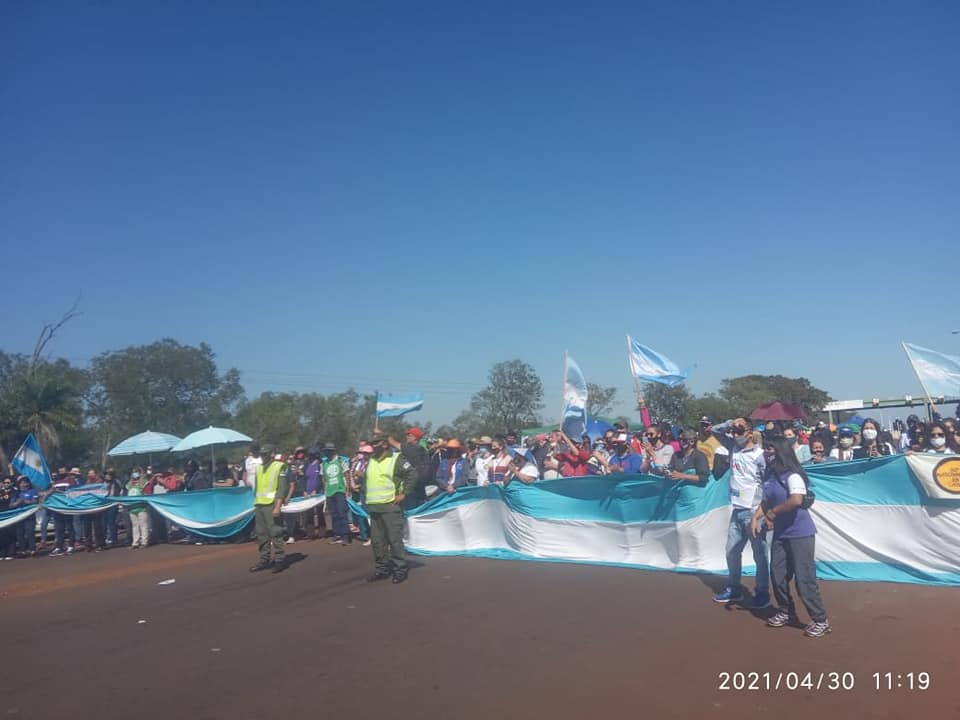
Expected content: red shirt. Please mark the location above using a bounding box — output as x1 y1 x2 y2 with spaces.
556 448 590 476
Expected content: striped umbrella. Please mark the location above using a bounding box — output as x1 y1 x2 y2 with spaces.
107 431 182 457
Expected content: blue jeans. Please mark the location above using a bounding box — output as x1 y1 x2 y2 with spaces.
725 507 769 593
36 507 49 544
104 506 119 544
328 493 351 541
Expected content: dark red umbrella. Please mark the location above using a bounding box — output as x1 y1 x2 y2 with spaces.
750 401 806 421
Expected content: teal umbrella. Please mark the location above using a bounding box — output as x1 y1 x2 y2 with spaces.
171 426 253 473
108 431 182 457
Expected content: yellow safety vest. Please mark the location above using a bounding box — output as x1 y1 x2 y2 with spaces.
365 454 399 504
255 461 283 505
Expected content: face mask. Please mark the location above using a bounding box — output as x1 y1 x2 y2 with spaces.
131 472 141 479
734 435 749 447
839 438 854 448
783 436 795 444
931 436 947 449
862 429 878 441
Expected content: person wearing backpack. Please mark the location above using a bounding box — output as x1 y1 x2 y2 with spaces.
751 436 831 638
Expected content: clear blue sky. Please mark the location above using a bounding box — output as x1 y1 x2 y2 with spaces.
2 2 958 426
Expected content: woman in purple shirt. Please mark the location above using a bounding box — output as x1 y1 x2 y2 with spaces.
751 437 831 638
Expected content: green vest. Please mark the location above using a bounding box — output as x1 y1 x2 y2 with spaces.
322 457 347 496
365 454 399 504
255 461 283 505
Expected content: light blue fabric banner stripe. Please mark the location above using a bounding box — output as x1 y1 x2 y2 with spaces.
405 547 960 587
804 455 930 506
0 505 39 530
406 474 732 524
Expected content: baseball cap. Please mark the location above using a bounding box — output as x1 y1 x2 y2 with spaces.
699 416 712 425
407 427 424 439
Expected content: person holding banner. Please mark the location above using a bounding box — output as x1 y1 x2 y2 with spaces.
12 477 40 557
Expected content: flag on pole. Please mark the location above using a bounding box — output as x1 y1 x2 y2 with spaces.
627 337 689 387
902 342 960 399
376 392 424 418
561 353 589 440
12 433 52 490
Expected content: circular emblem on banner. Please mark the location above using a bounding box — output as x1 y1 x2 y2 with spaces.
933 458 960 495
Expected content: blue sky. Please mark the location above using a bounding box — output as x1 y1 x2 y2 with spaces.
2 2 958 426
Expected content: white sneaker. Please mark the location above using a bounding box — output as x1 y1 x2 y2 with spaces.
362 540 371 547
285 537 295 544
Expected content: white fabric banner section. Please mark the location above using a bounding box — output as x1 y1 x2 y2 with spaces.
811 501 960 576
149 505 253 530
280 495 326 514
407 500 736 572
44 502 122 516
905 453 960 500
0 506 39 530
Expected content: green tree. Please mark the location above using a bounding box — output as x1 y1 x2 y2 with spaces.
234 392 305 451
87 340 245 456
688 393 738 425
717 375 831 418
0 352 88 469
641 382 694 425
468 360 544 434
586 383 617 417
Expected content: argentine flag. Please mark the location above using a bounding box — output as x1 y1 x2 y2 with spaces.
627 336 690 387
376 392 424 418
561 353 588 439
12 433 52 490
903 342 960 400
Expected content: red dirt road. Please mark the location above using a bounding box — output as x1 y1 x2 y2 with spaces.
2 542 956 719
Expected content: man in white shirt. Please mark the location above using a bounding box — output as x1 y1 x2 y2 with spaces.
474 436 493 487
711 418 770 607
242 443 263 489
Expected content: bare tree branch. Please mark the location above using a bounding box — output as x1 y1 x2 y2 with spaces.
31 295 82 368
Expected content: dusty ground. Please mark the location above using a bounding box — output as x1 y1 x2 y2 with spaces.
1 540 956 720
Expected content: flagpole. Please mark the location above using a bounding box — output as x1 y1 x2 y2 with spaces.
374 390 381 434
902 342 936 417
560 351 568 431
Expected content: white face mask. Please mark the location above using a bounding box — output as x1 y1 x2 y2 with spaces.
734 434 749 447
839 438 854 448
862 429 878 441
931 436 947 449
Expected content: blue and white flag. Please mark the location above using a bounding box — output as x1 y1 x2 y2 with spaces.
12 433 52 490
561 353 588 439
903 342 960 400
376 392 424 418
627 336 689 387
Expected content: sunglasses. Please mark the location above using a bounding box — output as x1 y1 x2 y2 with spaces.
811 449 825 454
645 434 657 440
731 427 748 436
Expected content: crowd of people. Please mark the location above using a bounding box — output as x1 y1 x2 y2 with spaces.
2 405 958 628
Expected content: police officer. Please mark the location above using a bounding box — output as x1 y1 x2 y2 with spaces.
364 433 417 584
250 452 289 574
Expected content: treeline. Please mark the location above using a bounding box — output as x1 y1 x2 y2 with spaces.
0 340 831 470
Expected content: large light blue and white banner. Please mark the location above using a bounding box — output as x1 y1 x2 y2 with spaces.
405 455 960 586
